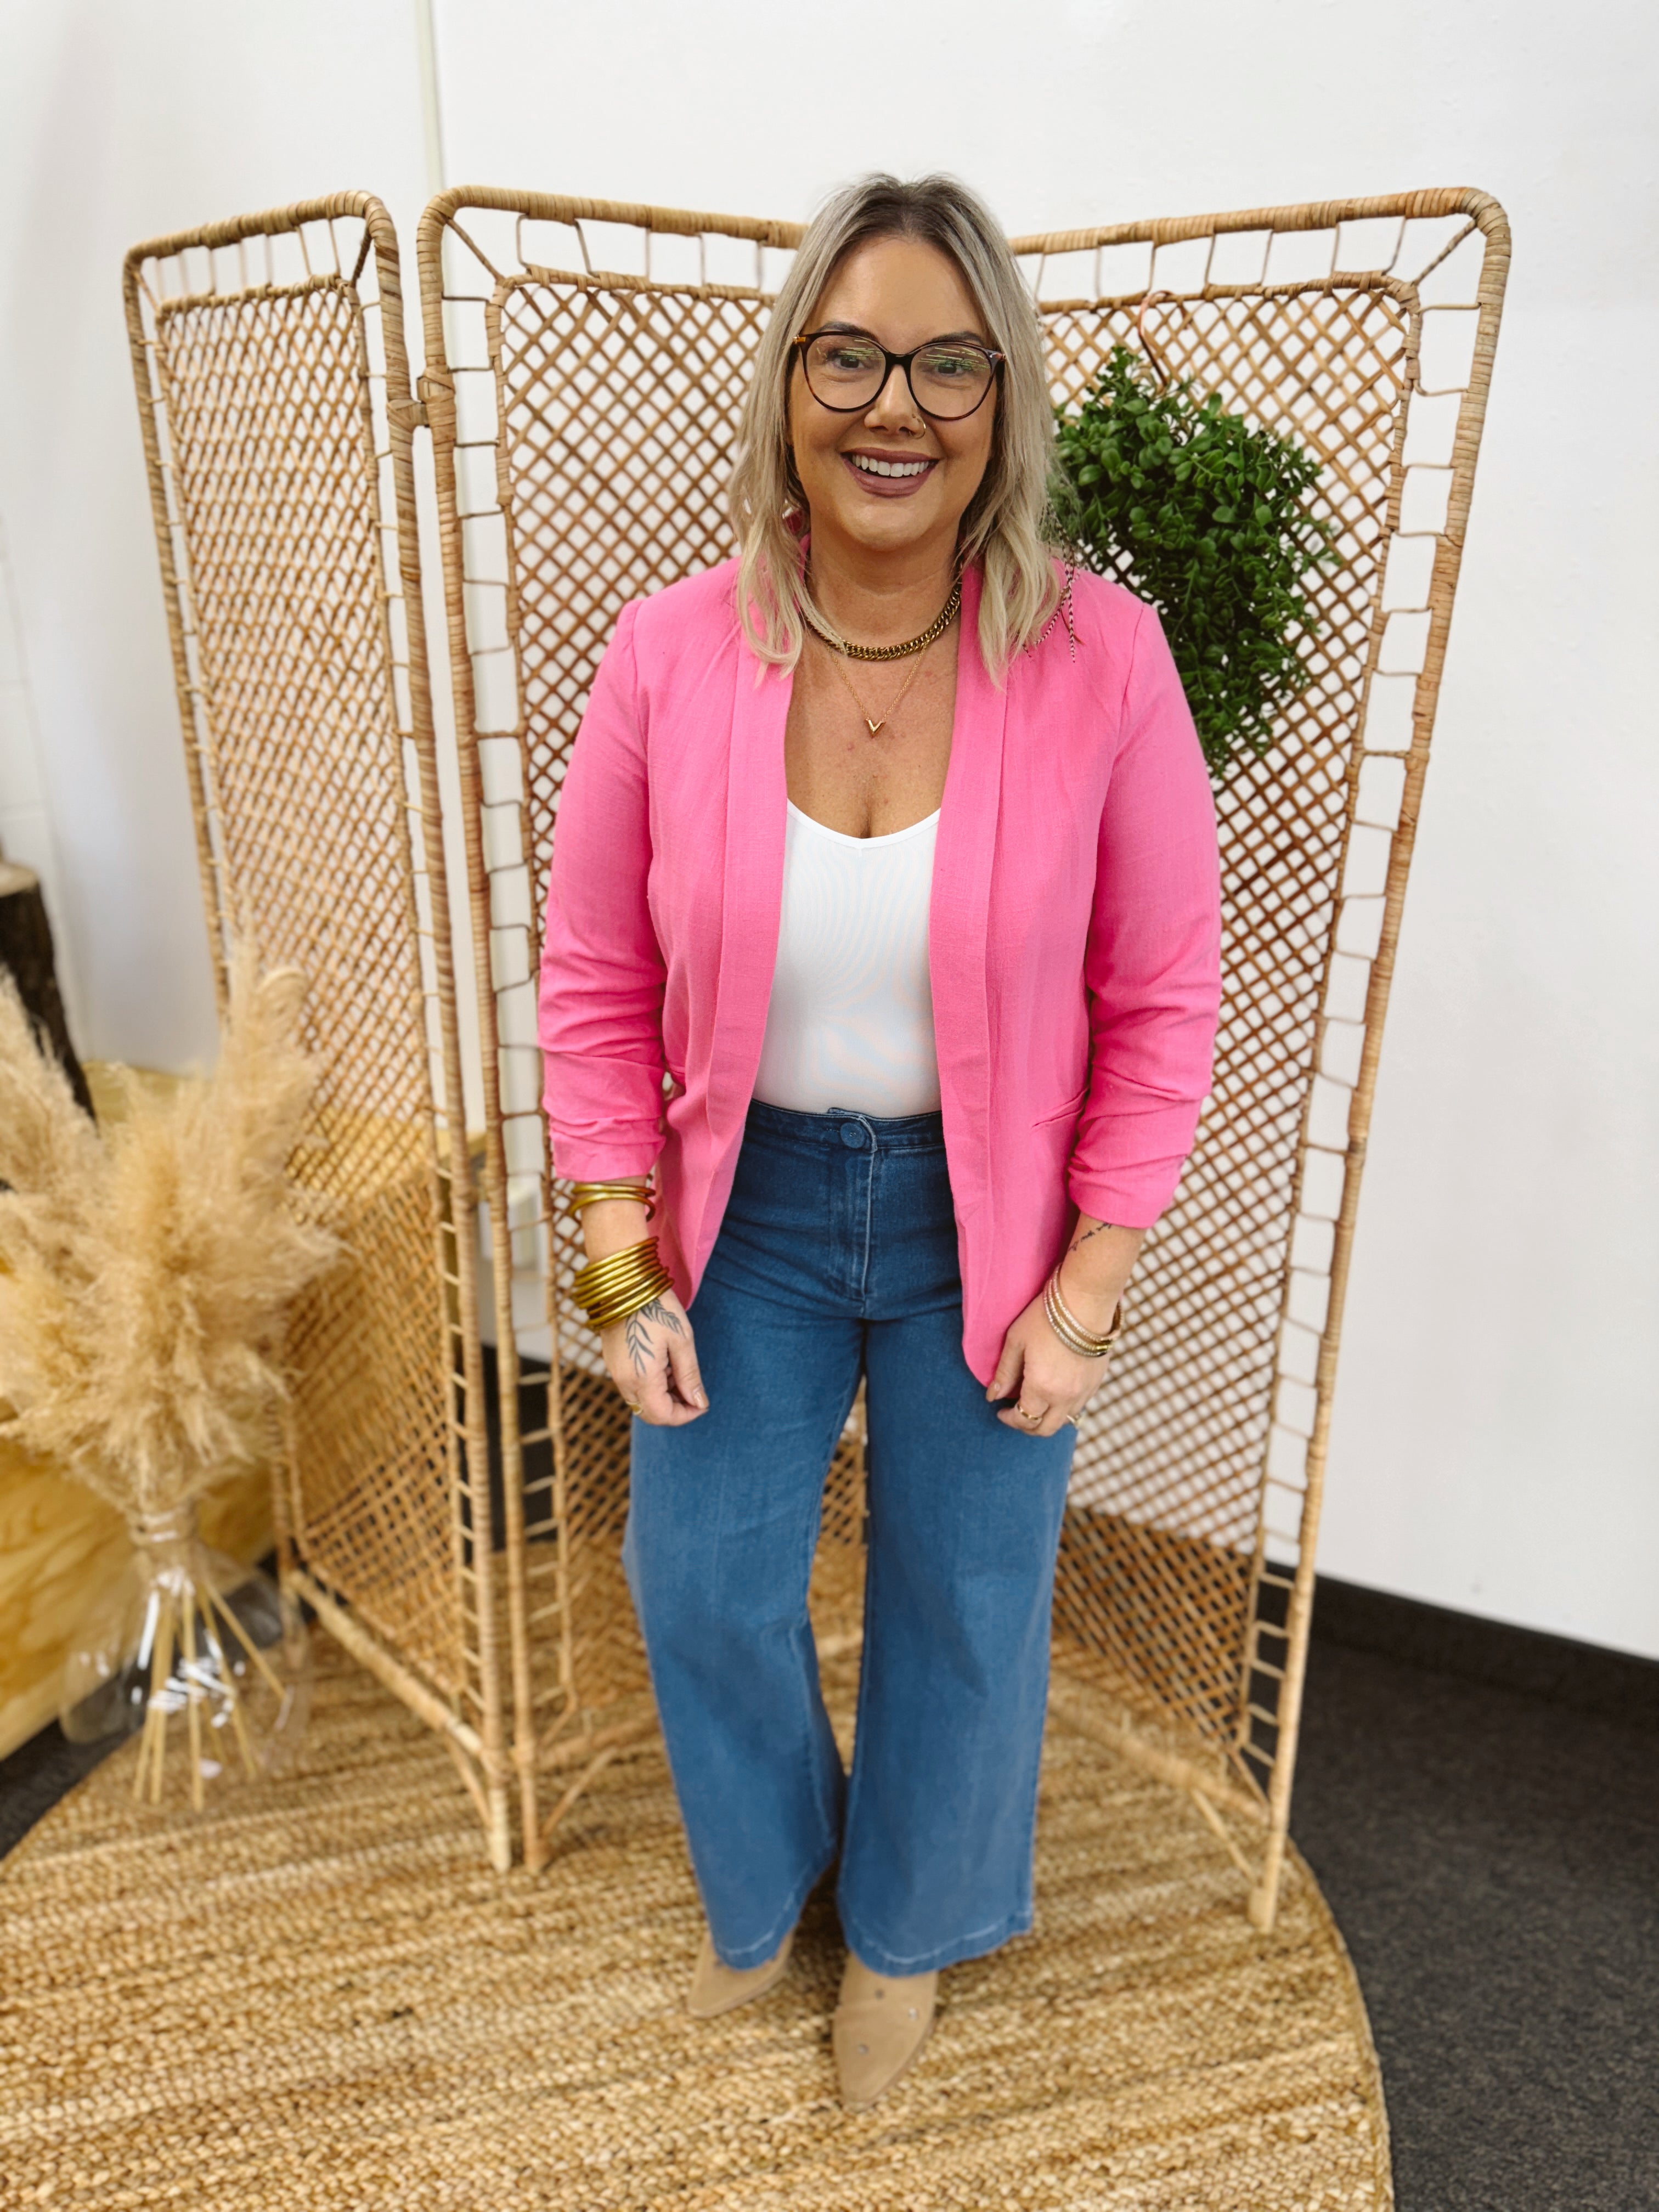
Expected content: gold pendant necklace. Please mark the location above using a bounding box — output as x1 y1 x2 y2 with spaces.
819 628 937 736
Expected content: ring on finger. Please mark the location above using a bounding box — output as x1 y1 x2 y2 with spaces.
1017 1403 1043 1426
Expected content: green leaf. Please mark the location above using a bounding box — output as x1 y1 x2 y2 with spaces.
1052 342 1334 780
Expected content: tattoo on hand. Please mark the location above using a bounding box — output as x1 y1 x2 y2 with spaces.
626 1297 684 1373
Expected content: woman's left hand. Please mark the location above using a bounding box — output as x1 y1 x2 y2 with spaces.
985 1291 1110 1436
985 1214 1145 1437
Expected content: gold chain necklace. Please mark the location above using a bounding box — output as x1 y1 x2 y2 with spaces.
800 577 962 663
817 626 938 736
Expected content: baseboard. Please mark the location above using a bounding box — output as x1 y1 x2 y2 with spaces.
1311 1574 1659 1731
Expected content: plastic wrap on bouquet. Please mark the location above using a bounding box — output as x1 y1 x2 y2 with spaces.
60 1503 313 1811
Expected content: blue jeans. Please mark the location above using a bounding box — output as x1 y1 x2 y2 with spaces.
623 1099 1075 1977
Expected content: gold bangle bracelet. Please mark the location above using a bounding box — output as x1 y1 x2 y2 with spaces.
572 1239 664 1297
579 1280 672 1329
572 1236 673 1329
572 1239 660 1285
583 1284 669 1323
1047 1284 1121 1359
1052 1266 1125 1348
1044 1269 1124 1359
568 1179 656 1220
575 1255 667 1302
582 1270 673 1330
1043 1282 1104 1361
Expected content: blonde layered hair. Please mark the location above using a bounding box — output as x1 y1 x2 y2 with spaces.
729 173 1060 682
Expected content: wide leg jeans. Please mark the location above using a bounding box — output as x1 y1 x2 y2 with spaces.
624 1099 1075 1977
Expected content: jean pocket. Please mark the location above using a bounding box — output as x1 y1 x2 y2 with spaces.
725 1127 820 1234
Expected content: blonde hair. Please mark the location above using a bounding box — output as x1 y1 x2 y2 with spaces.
728 173 1060 682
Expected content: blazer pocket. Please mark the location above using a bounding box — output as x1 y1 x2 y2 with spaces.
1032 1084 1089 1128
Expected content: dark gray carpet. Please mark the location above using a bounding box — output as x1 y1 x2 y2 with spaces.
0 1721 110 1858
5 1589 1657 2209
1291 1601 1659 2210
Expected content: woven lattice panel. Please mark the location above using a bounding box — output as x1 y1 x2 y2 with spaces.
500 274 777 1754
1036 275 1412 1768
125 205 481 1730
422 190 1506 1889
419 202 804 1839
1017 206 1508 1864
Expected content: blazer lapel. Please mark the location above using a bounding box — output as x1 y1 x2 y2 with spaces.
930 566 1006 1232
703 573 1006 1200
709 641 792 1139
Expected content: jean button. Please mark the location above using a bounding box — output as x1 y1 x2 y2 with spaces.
839 1121 866 1149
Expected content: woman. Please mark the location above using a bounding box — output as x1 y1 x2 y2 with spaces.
537 173 1221 2108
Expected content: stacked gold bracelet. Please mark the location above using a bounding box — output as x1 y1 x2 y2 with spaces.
567 1178 657 1221
571 1237 674 1330
566 1181 667 1329
1043 1267 1125 1361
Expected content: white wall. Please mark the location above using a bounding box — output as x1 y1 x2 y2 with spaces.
2 0 1654 1655
0 0 433 1068
0 509 75 1012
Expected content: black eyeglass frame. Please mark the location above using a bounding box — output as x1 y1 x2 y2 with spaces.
792 328 1006 421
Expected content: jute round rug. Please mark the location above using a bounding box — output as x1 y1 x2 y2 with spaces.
1 1638 1391 2209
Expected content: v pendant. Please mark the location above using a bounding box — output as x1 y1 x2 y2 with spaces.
817 619 938 740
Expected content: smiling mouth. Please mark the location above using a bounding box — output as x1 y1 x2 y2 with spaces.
845 452 935 479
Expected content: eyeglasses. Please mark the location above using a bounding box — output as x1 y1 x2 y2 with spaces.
792 328 1005 422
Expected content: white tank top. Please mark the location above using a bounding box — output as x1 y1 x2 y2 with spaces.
752 800 942 1116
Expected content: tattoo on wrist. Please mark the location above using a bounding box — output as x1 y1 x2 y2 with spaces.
625 1297 683 1372
1068 1221 1123 1252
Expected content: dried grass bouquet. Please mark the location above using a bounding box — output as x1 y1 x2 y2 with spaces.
0 949 340 1807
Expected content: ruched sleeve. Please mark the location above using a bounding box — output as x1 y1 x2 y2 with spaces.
1068 602 1222 1226
537 600 669 1178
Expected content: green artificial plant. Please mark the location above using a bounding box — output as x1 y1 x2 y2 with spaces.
1052 344 1338 779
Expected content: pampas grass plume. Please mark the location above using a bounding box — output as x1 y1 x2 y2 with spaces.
0 949 338 1516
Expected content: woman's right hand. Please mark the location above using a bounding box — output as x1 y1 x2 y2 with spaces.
583 1199 708 1425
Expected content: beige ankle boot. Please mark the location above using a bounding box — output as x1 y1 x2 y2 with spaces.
832 1951 938 2108
686 1924 795 2019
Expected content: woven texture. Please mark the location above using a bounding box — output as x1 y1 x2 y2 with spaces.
0 1636 1392 2210
419 189 1509 1904
125 188 1506 1901
1037 243 1447 1785
122 202 502 1847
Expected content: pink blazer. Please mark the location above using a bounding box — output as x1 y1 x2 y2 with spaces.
537 558 1222 1386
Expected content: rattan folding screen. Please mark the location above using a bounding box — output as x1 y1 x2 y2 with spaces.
130 185 1507 1918
123 197 512 1860
415 185 1507 1922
